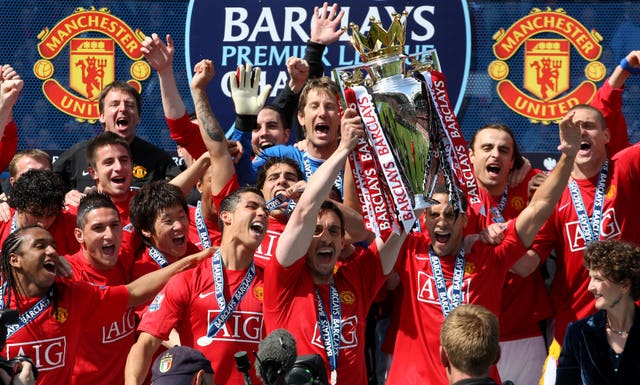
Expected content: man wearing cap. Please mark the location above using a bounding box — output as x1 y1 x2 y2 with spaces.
152 346 214 385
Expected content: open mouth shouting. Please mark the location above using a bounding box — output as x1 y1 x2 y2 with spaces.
314 123 331 139
316 247 335 264
43 258 58 276
486 163 502 178
249 220 266 237
578 141 592 155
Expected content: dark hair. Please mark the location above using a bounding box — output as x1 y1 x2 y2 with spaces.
129 181 188 241
568 104 606 129
469 123 524 171
297 77 340 115
86 131 132 169
432 183 468 213
77 192 119 229
97 81 142 117
255 157 304 192
8 170 65 216
259 105 290 130
217 186 264 233
319 200 345 236
8 149 52 178
584 239 640 300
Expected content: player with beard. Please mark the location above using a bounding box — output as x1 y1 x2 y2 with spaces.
385 110 580 385
53 81 181 205
263 104 406 385
467 123 552 385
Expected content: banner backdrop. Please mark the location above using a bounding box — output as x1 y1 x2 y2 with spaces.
185 0 470 126
2 1 640 173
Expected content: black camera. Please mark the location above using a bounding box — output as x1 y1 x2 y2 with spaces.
0 309 38 382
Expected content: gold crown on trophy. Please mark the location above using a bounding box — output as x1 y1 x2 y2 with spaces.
347 11 408 62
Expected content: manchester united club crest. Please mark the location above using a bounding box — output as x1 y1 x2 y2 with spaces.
488 8 606 124
33 6 151 123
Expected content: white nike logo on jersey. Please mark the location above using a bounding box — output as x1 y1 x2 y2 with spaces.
82 170 90 176
199 291 216 299
558 202 571 212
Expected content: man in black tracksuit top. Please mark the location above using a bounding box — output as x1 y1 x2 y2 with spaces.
53 81 180 194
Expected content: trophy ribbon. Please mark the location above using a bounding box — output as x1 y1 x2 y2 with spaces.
343 87 399 241
419 69 485 217
352 85 417 233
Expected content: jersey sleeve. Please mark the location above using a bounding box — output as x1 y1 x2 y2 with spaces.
0 120 17 172
166 112 207 159
137 270 192 340
590 78 631 155
263 256 305 313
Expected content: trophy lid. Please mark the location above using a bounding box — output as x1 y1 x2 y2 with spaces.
347 12 407 62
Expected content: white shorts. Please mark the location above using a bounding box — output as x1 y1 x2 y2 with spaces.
497 335 547 385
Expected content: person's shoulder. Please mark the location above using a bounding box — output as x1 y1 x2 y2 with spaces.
55 140 90 161
130 137 172 157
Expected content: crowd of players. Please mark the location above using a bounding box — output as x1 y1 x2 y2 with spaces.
1 2 640 385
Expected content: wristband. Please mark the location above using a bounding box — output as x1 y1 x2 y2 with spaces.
620 57 640 74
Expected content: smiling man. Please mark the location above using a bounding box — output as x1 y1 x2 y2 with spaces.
66 192 209 385
128 180 200 281
125 187 269 385
0 223 208 385
53 81 180 201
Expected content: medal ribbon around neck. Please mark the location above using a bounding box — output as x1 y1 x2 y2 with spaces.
568 159 608 245
428 247 466 318
315 282 341 383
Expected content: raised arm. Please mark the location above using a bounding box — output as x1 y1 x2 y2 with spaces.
169 151 211 196
190 59 237 195
514 111 580 248
142 33 184 120
276 108 363 267
0 65 22 170
125 248 212 307
124 331 162 385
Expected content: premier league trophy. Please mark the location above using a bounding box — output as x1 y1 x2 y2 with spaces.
333 12 470 236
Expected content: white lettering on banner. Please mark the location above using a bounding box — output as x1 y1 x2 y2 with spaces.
223 6 434 43
7 337 66 371
416 271 470 306
205 311 263 343
102 307 136 343
311 315 358 349
254 230 281 262
355 88 415 231
566 208 620 252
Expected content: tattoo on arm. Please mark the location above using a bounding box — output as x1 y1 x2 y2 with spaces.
195 93 224 142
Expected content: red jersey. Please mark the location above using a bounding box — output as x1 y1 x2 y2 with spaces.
533 144 640 343
66 251 135 385
0 120 17 172
263 243 386 385
165 113 207 159
138 257 264 385
1 280 129 385
0 208 79 256
387 220 527 385
253 216 287 268
590 78 632 156
482 169 554 341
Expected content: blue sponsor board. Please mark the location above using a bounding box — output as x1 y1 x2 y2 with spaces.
186 0 470 128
